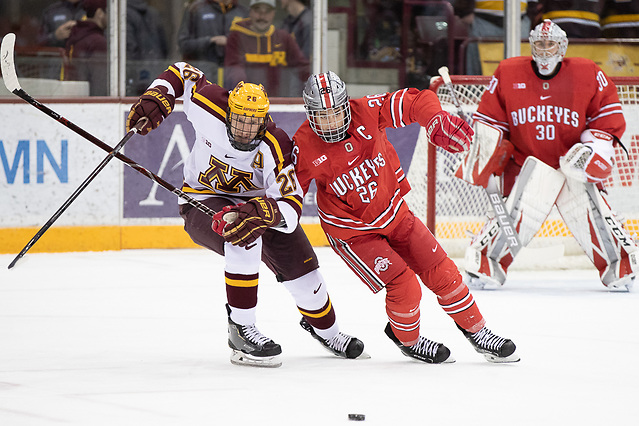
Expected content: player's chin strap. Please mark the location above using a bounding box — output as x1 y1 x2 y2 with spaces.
437 66 523 256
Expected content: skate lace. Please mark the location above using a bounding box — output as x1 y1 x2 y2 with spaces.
411 336 440 357
472 327 507 351
326 333 352 353
241 324 272 346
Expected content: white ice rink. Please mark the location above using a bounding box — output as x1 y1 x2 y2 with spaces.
1 247 638 426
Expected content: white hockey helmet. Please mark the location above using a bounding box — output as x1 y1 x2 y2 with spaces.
303 71 351 143
529 19 568 76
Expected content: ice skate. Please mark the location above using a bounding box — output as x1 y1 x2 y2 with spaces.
384 323 454 364
227 305 282 368
457 324 519 363
300 317 368 359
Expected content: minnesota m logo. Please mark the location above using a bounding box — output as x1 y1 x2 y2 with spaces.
198 156 258 193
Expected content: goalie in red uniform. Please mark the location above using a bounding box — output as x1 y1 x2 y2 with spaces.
461 19 638 290
292 71 519 363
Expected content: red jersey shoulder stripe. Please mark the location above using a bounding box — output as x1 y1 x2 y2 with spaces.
390 88 408 128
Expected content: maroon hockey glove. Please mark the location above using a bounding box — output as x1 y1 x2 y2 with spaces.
426 111 473 153
126 86 175 135
211 205 240 236
221 197 282 247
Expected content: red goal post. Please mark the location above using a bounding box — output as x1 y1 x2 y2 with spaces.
402 75 639 259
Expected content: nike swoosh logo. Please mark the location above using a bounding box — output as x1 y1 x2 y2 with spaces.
244 243 257 250
540 95 551 100
313 283 322 294
347 156 360 166
225 154 235 159
432 244 438 252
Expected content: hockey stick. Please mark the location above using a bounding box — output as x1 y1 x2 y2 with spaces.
1 34 228 224
437 66 522 255
7 118 148 269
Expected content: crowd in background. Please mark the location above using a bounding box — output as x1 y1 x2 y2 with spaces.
1 0 637 97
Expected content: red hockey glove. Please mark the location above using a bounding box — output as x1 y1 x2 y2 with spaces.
126 86 175 135
220 197 282 247
211 205 238 236
426 111 473 153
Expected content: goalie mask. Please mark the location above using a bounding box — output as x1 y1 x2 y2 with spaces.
529 19 568 76
226 82 270 152
303 71 351 143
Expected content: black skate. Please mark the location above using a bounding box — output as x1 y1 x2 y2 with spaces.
457 324 520 363
300 317 368 359
226 304 282 368
384 323 454 364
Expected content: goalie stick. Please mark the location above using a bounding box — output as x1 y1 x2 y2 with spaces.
437 66 522 255
1 33 237 266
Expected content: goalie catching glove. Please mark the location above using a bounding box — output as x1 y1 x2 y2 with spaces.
559 129 615 183
212 197 282 247
126 86 175 135
426 111 473 153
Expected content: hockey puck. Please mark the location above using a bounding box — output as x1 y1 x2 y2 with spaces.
348 413 365 421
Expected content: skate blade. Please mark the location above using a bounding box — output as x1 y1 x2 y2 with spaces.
230 350 282 368
482 351 520 363
355 351 371 360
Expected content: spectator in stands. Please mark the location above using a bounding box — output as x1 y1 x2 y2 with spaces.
177 0 248 81
460 0 533 75
224 0 310 97
536 0 605 37
358 0 402 63
39 0 85 48
126 0 169 96
601 0 639 38
65 0 107 96
280 0 313 59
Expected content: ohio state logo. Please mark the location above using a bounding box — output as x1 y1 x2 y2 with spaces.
374 256 392 274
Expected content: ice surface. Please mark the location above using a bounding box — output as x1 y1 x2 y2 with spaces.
1 248 638 425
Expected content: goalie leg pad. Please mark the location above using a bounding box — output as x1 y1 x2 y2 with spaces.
464 157 565 288
556 180 638 289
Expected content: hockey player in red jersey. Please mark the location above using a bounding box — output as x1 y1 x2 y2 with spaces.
126 62 364 367
292 71 519 363
462 19 638 290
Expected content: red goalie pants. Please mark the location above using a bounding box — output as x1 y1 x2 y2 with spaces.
328 210 486 345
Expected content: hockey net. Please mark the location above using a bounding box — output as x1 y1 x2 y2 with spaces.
404 76 639 267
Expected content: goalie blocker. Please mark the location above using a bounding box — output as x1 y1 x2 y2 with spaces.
460 122 638 290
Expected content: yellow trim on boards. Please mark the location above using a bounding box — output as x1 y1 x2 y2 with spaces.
0 224 330 254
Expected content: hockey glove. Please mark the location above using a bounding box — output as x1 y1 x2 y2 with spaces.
559 129 615 183
426 111 473 153
211 205 238 236
219 197 282 247
126 86 175 135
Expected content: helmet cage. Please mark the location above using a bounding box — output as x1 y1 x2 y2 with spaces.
226 82 269 152
529 19 568 76
303 71 351 143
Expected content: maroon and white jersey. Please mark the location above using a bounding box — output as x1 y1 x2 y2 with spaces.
474 56 626 169
150 62 304 230
292 89 442 240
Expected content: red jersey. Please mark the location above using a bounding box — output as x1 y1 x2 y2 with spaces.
474 56 626 169
293 89 442 240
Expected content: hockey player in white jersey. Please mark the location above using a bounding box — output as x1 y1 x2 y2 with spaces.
126 62 365 367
